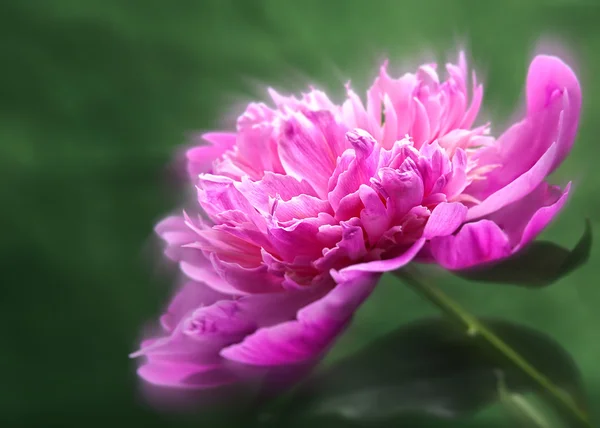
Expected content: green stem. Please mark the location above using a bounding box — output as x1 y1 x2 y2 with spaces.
395 268 591 427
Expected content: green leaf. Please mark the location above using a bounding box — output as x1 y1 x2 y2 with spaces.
274 318 588 427
454 220 592 287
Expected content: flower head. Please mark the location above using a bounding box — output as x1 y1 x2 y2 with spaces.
134 53 580 391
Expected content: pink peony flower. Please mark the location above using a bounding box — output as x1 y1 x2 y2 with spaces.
133 53 580 390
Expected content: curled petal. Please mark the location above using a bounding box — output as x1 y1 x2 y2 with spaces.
328 131 379 213
358 185 390 246
527 55 581 171
315 222 368 272
375 166 425 223
467 55 580 209
429 220 511 270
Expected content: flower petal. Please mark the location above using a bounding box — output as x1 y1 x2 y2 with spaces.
429 220 511 270
135 286 325 387
527 55 581 171
430 220 511 269
159 281 228 332
234 172 317 213
467 55 580 210
267 213 337 262
467 142 559 220
278 113 338 198
220 272 380 366
358 184 390 246
137 361 236 389
186 133 236 178
315 222 368 272
197 175 259 222
208 253 284 294
335 238 426 278
272 194 333 222
423 202 468 239
375 166 425 223
155 215 198 263
488 182 571 250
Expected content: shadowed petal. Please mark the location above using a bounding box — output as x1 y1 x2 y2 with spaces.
208 253 284 294
138 361 236 389
488 182 571 249
160 281 229 332
335 238 426 279
135 286 325 387
429 221 511 270
220 272 380 366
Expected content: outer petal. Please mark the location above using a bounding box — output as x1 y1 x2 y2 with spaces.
155 215 234 293
429 220 511 270
430 182 569 270
220 272 380 366
155 215 199 263
197 174 261 224
133 300 256 389
488 182 571 249
234 103 284 178
186 133 236 179
526 55 581 172
159 281 228 332
135 286 325 388
208 253 284 294
467 142 558 220
138 361 236 390
466 55 580 215
375 166 425 223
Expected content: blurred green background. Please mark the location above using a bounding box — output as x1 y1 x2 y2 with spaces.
1 0 599 426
